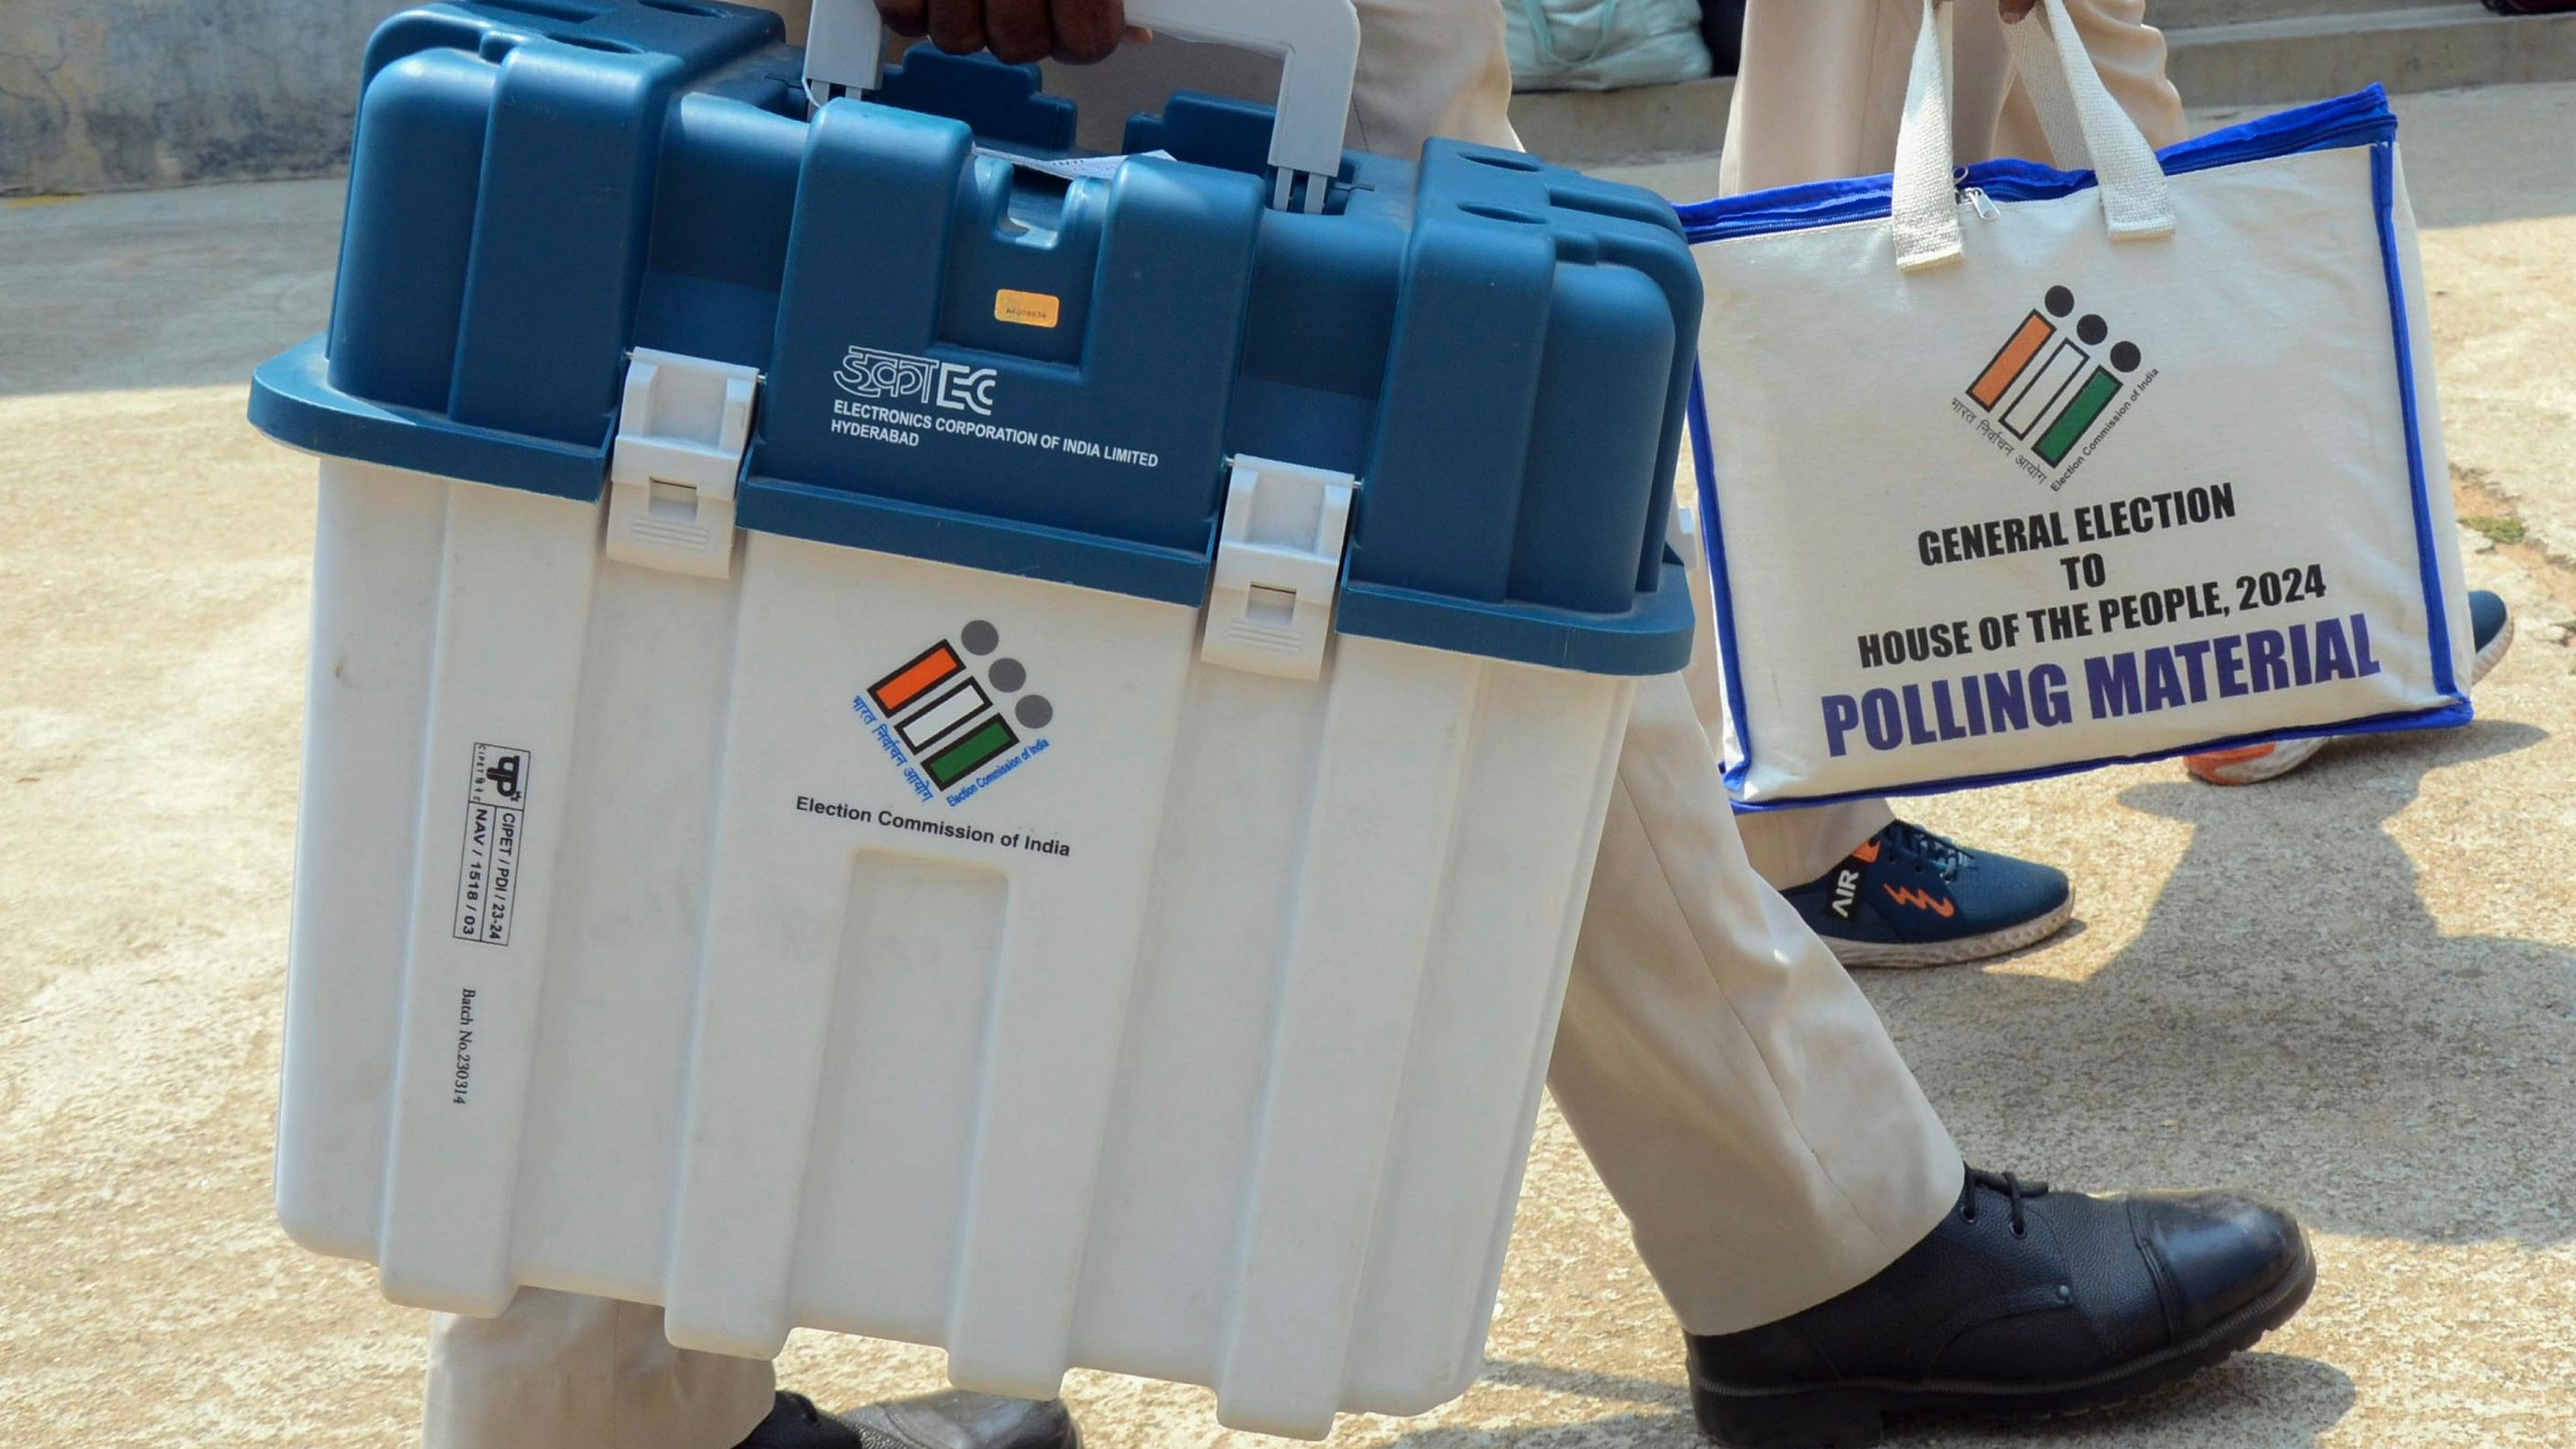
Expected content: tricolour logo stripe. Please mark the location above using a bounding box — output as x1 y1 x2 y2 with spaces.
2000 339 2088 440
923 715 1019 788
1968 311 2056 411
2033 367 2124 465
896 678 994 752
870 641 964 716
858 620 1056 805
1955 285 2149 478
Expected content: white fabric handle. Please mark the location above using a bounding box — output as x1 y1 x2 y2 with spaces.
1891 0 1965 269
1998 12 2091 169
1892 0 2176 270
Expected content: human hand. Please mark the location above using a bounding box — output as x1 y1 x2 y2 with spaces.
873 0 1132 64
2000 0 2039 19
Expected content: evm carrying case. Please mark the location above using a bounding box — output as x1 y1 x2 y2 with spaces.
246 0 1700 1434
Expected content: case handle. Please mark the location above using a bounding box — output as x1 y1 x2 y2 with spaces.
802 0 1361 211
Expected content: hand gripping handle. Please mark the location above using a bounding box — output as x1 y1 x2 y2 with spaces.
802 0 1361 209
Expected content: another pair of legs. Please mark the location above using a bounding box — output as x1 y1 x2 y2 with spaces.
416 4 2312 1448
1715 0 2519 963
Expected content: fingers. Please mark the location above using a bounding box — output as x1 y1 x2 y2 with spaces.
982 0 1055 62
926 0 988 55
1050 0 1126 63
897 0 1130 66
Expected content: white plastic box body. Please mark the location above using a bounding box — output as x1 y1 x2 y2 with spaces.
278 455 1635 1437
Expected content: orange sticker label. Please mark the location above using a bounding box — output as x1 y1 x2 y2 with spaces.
994 289 1061 328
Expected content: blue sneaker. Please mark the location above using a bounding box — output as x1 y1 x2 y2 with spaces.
1781 820 2074 968
2187 588 2515 785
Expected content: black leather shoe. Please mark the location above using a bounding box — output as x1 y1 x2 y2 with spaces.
737 1393 862 1449
735 1391 1080 1449
1687 1168 2314 1448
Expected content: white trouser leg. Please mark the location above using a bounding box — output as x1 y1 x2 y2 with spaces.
1678 503 1898 889
1548 671 1964 1335
1733 800 1900 891
1344 0 1968 1334
1721 0 2185 195
422 1289 776 1449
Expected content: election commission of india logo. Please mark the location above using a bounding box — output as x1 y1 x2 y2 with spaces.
1961 284 2151 476
853 620 1055 806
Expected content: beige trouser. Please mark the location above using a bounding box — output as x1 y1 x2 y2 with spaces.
1718 0 2186 888
413 1 2206 1442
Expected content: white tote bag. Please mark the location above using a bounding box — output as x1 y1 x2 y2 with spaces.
1685 0 2473 808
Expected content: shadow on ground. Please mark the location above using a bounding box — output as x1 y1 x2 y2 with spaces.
1873 717 2575 1251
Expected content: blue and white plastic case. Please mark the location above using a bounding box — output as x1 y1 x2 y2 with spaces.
253 1 1702 669
246 3 1706 1435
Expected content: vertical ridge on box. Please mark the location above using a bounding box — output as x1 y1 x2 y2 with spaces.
661 558 877 1359
939 774 1184 1398
1211 642 1482 1438
1343 668 1635 1414
376 483 602 1314
789 853 1011 1342
275 461 447 1262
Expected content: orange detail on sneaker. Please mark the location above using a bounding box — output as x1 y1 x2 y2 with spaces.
1852 838 1882 864
2190 745 2277 765
2186 738 2324 785
1883 884 1957 917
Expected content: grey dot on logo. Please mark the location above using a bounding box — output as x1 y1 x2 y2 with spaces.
1015 696 1053 730
960 620 999 655
2077 314 2109 346
988 658 1026 692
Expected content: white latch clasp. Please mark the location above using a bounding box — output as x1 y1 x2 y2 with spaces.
607 348 761 579
1200 455 1356 681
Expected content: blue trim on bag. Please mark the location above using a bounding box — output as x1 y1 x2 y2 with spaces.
1727 699 2475 813
1683 84 2474 809
1677 85 2401 244
1685 367 1759 794
2373 139 2461 700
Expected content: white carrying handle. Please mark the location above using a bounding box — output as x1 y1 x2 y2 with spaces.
1891 0 2175 270
802 0 1362 211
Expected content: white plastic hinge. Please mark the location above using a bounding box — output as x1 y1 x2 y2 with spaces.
606 349 761 579
1200 455 1357 681
799 0 879 110
1270 167 1334 215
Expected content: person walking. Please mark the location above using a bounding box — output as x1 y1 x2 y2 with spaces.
412 4 2314 1447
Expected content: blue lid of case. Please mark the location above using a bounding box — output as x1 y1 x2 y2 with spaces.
248 1 1700 675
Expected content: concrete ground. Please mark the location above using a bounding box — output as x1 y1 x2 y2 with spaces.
3 82 2573 1449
